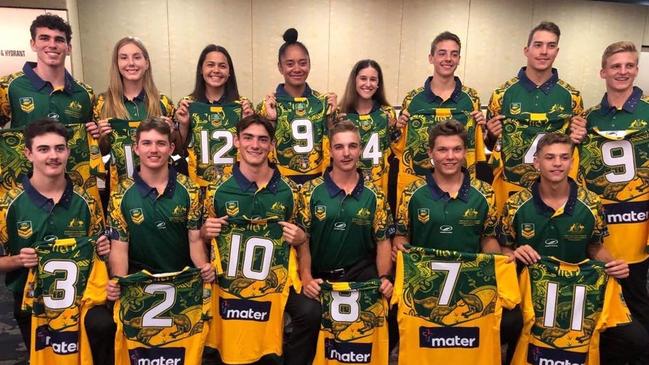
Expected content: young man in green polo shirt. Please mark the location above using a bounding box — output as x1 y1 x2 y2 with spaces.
394 31 486 205
284 120 394 365
0 14 96 133
394 119 521 363
485 21 583 214
0 119 113 364
500 132 649 364
106 118 214 295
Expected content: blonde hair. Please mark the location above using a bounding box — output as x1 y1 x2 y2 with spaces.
601 41 638 68
100 37 162 119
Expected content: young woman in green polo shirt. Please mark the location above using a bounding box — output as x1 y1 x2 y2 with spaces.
91 37 175 151
173 44 254 186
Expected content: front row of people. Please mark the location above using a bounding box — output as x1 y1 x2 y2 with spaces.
1 116 647 364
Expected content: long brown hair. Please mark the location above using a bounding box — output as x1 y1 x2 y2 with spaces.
339 59 389 114
100 37 162 119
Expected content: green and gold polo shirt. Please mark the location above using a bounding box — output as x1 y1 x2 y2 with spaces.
345 102 396 194
488 68 582 212
393 77 484 184
499 178 607 263
0 174 104 294
578 86 649 263
0 62 94 128
185 97 244 187
257 83 330 184
299 168 394 273
396 168 497 252
108 167 201 273
92 90 174 122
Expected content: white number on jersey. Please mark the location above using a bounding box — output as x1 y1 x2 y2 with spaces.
200 130 234 165
291 119 314 153
330 290 360 322
430 261 462 306
142 284 176 327
227 234 273 281
543 282 586 331
362 132 381 166
42 260 78 310
602 140 635 183
523 133 546 164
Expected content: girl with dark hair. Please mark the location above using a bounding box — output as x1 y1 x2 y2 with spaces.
258 28 337 185
339 59 397 194
174 44 254 186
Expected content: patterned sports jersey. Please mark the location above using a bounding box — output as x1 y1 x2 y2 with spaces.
315 280 389 365
186 100 242 187
393 247 520 365
513 257 630 365
107 119 140 189
578 88 649 263
345 105 396 193
0 124 102 194
206 216 299 363
115 267 211 365
393 78 484 208
488 69 582 212
259 91 330 181
23 236 108 365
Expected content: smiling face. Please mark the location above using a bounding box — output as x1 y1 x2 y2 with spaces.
428 134 466 178
278 44 310 88
601 51 638 94
524 30 559 73
534 142 572 184
25 132 69 179
429 39 460 78
134 129 173 171
30 27 70 68
202 51 230 91
117 42 149 82
355 66 379 101
330 130 361 173
234 122 274 168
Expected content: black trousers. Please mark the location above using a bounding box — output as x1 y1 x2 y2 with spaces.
13 294 115 365
283 262 381 365
501 306 523 365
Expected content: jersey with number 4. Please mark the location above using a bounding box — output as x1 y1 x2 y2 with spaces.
578 99 649 263
115 267 211 365
187 101 242 187
315 280 389 365
206 215 299 363
513 257 630 365
393 247 520 365
346 106 396 194
0 124 102 193
108 119 140 189
23 237 108 365
261 94 329 179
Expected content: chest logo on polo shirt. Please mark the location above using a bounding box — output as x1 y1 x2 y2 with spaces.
509 102 521 115
170 205 187 223
65 100 83 119
225 201 239 216
333 222 346 231
64 218 85 237
352 208 372 225
19 97 34 113
521 223 535 239
417 208 430 224
17 221 32 239
566 223 587 241
315 205 327 221
544 238 559 248
129 208 145 225
630 119 647 129
439 225 453 234
270 202 286 216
